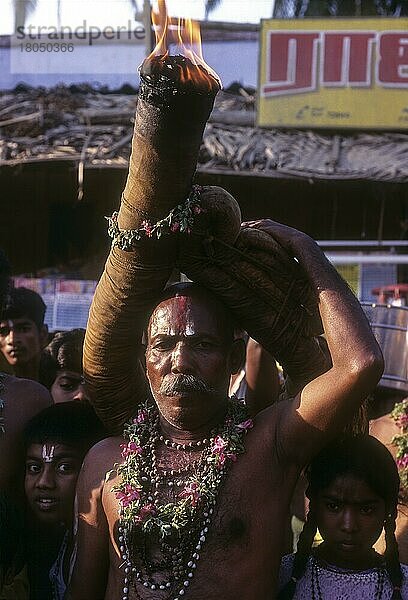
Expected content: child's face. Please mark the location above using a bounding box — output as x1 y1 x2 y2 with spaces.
51 370 90 404
316 474 386 569
25 442 83 527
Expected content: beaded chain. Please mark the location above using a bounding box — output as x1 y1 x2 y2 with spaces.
114 398 253 600
311 558 386 600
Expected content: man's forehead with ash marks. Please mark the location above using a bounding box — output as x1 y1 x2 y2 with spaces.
149 295 197 338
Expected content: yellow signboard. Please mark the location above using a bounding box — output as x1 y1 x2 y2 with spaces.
258 18 408 129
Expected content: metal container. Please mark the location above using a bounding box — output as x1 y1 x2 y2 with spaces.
361 302 408 392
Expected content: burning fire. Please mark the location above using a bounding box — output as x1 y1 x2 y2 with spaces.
144 0 221 91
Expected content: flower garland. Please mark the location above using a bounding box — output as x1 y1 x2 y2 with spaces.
391 398 408 491
113 397 253 599
106 185 203 251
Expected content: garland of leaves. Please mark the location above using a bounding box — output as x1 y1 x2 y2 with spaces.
113 398 253 598
391 398 408 491
106 185 203 251
113 398 252 537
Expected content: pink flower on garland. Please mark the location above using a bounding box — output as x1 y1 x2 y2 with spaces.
133 409 148 424
193 205 202 215
218 451 237 466
115 484 140 508
397 413 408 429
171 222 180 233
397 454 408 469
120 441 143 458
134 503 156 523
141 220 153 237
179 481 201 507
212 435 227 452
211 435 237 466
236 418 253 431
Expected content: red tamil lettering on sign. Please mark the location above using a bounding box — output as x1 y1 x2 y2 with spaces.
263 32 319 95
378 33 408 86
322 32 375 86
262 29 408 97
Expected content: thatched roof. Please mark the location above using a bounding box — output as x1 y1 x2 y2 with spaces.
1 84 408 183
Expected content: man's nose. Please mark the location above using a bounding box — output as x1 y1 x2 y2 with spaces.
171 341 193 373
6 329 16 344
36 466 56 490
340 509 358 533
73 383 90 403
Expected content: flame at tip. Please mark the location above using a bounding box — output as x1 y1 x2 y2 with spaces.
144 0 222 93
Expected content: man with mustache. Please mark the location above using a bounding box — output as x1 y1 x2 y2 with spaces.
68 220 383 600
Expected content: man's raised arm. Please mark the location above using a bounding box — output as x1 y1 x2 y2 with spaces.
83 243 171 434
83 56 219 434
248 220 384 464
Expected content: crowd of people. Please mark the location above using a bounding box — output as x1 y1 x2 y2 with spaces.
0 216 407 600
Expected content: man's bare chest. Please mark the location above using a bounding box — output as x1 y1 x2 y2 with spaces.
102 405 297 600
106 449 290 557
105 467 287 600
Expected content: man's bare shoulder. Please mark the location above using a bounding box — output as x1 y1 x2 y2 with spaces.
252 397 291 430
4 374 51 404
251 396 305 466
369 414 398 461
3 374 51 420
80 436 123 484
75 437 123 518
369 413 397 442
0 376 51 492
248 400 285 451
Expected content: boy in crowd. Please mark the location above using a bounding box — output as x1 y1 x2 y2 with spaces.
0 288 48 381
23 402 105 600
40 329 90 404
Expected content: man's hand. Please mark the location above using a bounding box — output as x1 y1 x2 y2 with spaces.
242 219 315 258
242 219 330 276
244 219 384 466
242 219 344 295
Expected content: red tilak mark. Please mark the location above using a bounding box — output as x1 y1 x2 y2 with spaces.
173 296 190 331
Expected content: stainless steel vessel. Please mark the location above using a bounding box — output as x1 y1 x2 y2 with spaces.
361 302 408 392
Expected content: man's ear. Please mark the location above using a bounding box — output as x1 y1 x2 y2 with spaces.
40 324 49 349
229 338 246 375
